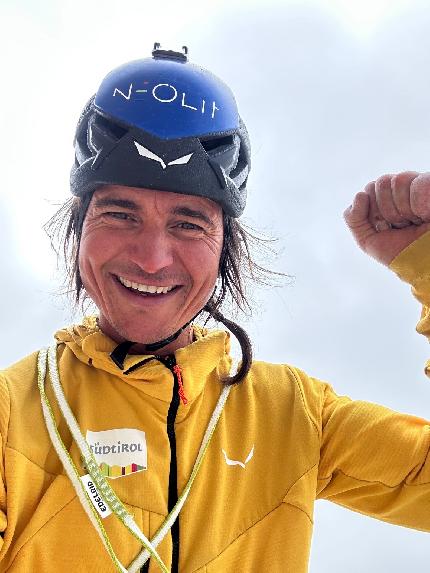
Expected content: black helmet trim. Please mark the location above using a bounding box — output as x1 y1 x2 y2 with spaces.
72 105 249 217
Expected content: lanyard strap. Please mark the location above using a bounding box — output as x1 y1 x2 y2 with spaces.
37 348 129 573
38 344 232 573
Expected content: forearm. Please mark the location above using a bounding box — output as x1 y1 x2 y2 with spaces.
316 380 430 531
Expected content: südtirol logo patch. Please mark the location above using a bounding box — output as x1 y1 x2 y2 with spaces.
86 428 147 479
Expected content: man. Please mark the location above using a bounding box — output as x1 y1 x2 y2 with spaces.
0 44 430 573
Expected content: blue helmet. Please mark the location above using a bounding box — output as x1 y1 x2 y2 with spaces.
71 45 251 217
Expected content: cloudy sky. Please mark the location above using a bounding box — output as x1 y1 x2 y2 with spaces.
1 0 430 570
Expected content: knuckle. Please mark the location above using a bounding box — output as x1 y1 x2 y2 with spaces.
391 172 419 194
375 174 392 189
393 170 418 184
411 199 430 219
364 181 375 194
411 179 430 216
390 173 403 189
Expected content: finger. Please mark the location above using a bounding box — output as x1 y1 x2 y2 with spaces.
410 172 430 222
364 181 390 231
344 191 370 228
344 192 378 247
375 174 411 228
391 171 422 224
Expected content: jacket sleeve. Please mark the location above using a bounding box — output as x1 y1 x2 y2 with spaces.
389 229 430 377
316 231 430 530
0 374 9 552
316 382 430 530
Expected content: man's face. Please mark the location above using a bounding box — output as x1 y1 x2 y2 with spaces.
78 185 224 351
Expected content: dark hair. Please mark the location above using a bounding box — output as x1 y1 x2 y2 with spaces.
46 194 284 385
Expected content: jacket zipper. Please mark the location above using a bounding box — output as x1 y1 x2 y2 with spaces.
141 354 181 573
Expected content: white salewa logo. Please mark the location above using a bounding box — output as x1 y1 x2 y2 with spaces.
134 141 193 170
222 445 254 468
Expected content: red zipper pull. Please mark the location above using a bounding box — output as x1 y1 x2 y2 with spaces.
173 364 188 405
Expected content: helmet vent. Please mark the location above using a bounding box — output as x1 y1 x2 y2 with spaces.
231 158 248 190
200 135 234 153
94 114 129 140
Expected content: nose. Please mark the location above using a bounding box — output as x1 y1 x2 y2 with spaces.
127 228 175 275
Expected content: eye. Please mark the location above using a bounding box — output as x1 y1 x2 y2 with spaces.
104 211 134 221
177 221 204 231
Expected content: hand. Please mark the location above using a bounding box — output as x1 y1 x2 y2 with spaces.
344 171 430 266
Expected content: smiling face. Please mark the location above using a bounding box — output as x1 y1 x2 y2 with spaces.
78 185 224 353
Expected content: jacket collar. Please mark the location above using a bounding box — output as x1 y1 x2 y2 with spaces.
55 316 232 404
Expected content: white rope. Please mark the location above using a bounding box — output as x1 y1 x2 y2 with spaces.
38 343 233 573
46 345 165 569
38 349 128 573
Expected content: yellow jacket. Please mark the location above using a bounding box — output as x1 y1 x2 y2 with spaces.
1 233 430 572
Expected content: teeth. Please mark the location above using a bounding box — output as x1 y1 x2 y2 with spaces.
118 277 174 295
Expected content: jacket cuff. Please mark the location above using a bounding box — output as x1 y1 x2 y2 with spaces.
389 230 430 287
389 230 430 307
389 230 430 378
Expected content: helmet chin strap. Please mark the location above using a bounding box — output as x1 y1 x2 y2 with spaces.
109 291 218 370
109 318 195 370
144 319 193 352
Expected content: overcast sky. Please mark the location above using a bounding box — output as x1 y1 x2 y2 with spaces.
1 0 430 570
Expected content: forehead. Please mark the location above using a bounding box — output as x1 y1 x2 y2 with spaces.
91 185 223 219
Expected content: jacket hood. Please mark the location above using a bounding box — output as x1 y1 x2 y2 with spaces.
54 316 232 403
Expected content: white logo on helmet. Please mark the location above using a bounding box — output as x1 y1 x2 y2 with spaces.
134 141 193 170
113 83 220 119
